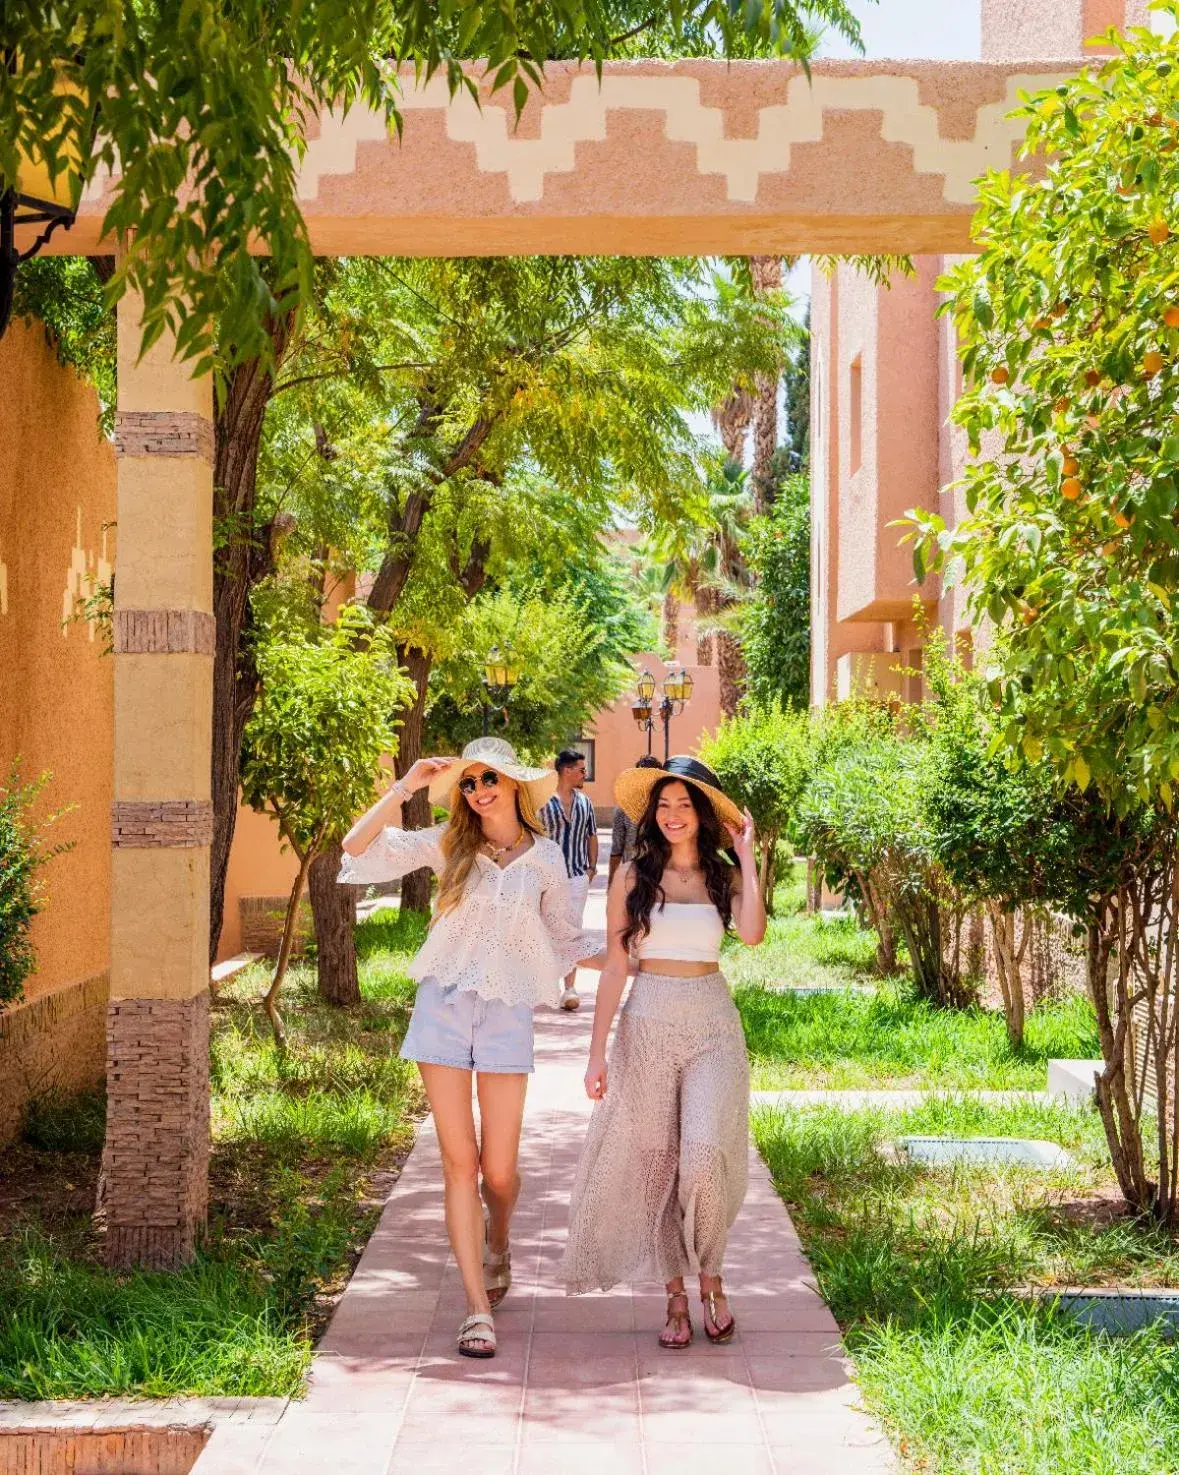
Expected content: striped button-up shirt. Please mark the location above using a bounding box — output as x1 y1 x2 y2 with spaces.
541 790 597 878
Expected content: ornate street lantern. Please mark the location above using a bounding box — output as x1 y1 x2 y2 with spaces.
481 646 518 735
657 666 694 762
662 666 694 708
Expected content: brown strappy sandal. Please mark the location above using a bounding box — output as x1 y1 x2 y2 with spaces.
701 1285 736 1345
658 1291 693 1350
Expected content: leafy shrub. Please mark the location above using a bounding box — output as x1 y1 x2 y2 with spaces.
798 733 973 1007
699 702 812 912
0 768 71 1008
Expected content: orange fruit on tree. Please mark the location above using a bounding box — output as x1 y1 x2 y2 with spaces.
991 366 1010 385
1061 477 1083 501
1085 370 1102 387
1150 219 1172 245
1165 306 1179 328
1114 507 1134 529
1144 350 1166 376
1062 456 1080 476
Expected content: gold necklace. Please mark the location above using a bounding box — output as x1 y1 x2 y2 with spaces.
485 829 525 862
670 862 699 886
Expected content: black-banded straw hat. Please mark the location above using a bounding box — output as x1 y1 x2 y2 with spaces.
613 755 743 833
428 736 559 808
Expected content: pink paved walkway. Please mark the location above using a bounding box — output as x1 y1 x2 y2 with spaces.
194 888 895 1475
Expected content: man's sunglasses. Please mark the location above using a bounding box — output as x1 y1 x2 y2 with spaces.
458 769 501 796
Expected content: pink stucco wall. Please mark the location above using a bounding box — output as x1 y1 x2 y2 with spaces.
835 258 940 627
981 0 1134 57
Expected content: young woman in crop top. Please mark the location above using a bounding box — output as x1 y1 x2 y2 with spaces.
562 755 766 1348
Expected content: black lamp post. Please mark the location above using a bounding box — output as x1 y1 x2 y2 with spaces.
631 666 693 762
631 668 658 756
1 154 80 339
481 645 518 736
658 666 694 763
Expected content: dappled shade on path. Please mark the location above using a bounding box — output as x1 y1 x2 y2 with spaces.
192 885 894 1475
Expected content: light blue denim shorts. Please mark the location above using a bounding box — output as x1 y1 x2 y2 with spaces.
400 979 535 1074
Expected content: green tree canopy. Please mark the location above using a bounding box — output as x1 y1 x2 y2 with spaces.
427 547 655 758
905 8 1179 811
742 466 811 709
2 0 868 372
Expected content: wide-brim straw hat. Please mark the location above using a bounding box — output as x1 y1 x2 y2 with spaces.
613 755 743 833
428 736 559 808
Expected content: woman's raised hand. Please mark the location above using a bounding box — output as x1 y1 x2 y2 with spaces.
726 808 757 867
401 756 457 793
584 1053 608 1102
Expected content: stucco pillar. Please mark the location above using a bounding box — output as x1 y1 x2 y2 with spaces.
101 292 213 1269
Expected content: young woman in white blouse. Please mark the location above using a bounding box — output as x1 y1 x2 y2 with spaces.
340 737 599 1360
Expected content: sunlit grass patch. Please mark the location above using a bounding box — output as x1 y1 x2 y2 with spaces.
753 1101 1179 1475
0 910 426 1400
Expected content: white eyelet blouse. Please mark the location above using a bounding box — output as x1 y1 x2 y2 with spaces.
337 824 603 1008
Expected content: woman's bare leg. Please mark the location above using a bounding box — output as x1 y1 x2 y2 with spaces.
419 1063 489 1332
475 1071 528 1254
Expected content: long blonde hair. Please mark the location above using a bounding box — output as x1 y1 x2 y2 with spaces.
434 780 545 919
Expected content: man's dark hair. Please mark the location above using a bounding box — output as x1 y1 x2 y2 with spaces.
635 756 663 770
556 748 585 771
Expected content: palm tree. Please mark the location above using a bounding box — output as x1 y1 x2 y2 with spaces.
647 457 753 714
749 255 784 513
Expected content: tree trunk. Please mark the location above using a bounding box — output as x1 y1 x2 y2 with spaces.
856 868 897 976
263 848 313 1050
717 631 745 717
394 644 435 914
987 901 1027 1050
662 591 680 656
713 385 754 463
749 255 783 514
209 310 297 962
310 843 360 1006
695 584 716 667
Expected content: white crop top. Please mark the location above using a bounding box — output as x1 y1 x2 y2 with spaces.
633 901 725 963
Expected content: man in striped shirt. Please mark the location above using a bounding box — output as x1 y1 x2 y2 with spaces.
540 749 598 1011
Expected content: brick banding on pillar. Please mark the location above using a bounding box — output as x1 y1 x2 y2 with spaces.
101 994 210 1269
114 410 214 462
111 799 214 848
113 608 215 655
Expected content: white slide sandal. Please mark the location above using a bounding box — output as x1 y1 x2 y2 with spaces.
457 1312 497 1359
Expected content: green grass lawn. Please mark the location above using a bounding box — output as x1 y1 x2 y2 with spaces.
0 907 426 1400
753 1099 1179 1475
730 869 1100 1090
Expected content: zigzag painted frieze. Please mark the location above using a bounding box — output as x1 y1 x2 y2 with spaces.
66 60 1076 255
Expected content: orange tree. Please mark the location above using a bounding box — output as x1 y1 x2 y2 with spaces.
905 7 1179 1223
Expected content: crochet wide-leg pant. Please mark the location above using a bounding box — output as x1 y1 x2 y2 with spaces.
563 970 749 1294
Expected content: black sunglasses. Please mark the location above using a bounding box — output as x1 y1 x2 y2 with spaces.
458 769 501 796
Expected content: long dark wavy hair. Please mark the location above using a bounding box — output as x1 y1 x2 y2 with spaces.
621 777 735 951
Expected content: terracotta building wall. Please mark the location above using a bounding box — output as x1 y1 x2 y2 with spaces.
0 320 116 1142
